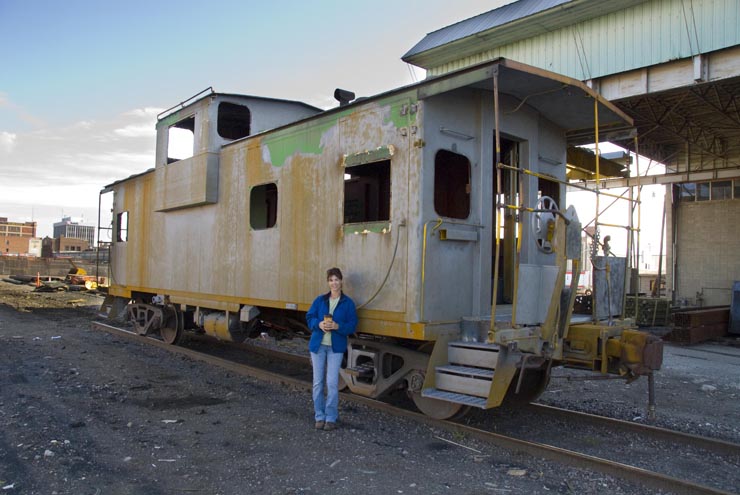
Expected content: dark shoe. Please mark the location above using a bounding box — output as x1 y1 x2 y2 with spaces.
323 422 336 431
314 421 325 430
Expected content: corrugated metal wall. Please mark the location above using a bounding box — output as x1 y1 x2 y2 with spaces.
428 0 740 80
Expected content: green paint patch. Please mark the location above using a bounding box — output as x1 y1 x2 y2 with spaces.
263 120 335 168
262 91 417 168
383 97 418 129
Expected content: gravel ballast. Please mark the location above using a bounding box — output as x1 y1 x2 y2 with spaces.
1 282 738 494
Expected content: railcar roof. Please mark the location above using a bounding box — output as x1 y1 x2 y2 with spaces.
224 57 632 148
103 58 632 191
156 89 322 122
101 168 154 192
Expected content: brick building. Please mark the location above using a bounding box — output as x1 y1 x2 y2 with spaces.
53 236 90 253
0 217 37 255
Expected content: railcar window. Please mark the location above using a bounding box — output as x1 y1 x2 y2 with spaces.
116 212 128 242
434 150 470 219
218 102 251 140
167 115 195 164
537 175 560 207
250 183 278 230
343 159 391 224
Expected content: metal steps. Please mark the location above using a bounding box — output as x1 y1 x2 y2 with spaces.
98 294 128 320
447 340 499 350
98 294 116 318
421 388 487 408
423 340 501 408
436 364 494 379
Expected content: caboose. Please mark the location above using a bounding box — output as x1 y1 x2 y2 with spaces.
100 58 663 419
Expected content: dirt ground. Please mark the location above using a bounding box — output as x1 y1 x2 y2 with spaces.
0 281 738 494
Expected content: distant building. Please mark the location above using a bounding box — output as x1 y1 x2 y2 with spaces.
53 236 90 254
53 216 95 246
0 217 37 255
28 238 42 257
41 237 54 258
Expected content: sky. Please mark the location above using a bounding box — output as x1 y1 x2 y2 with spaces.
0 0 665 267
0 0 510 239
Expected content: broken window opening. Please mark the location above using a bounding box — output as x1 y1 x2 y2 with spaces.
343 160 391 224
167 115 195 164
537 174 560 207
434 150 471 219
218 102 251 140
116 211 129 243
250 183 278 230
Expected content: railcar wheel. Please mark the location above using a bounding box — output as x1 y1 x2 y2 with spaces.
160 305 184 345
409 392 470 420
407 342 470 420
504 368 550 406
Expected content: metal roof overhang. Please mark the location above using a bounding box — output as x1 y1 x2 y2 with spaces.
418 58 633 145
403 0 648 69
610 76 740 176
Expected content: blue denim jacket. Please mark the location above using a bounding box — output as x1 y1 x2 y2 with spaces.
306 292 358 353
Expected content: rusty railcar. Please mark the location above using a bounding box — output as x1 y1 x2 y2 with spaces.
100 59 662 418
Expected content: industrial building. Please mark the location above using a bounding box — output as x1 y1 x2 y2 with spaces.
52 236 90 254
404 0 740 307
53 216 96 246
0 217 37 255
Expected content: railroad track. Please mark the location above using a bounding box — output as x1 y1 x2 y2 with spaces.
529 403 740 458
91 321 739 495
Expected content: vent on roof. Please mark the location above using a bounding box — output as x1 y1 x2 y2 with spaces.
334 88 355 106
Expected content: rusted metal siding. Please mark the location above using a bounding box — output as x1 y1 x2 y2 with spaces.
107 60 632 340
113 93 419 328
427 0 740 80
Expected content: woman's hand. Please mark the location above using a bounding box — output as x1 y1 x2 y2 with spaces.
319 320 338 332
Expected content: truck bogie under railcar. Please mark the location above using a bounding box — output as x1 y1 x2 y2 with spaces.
100 60 663 419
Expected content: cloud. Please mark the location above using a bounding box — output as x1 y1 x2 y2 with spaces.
123 107 161 118
0 106 158 212
0 131 16 152
114 123 155 138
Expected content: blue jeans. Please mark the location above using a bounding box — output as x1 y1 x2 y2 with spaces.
310 345 343 423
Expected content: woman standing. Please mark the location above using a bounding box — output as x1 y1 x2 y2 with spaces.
306 267 357 431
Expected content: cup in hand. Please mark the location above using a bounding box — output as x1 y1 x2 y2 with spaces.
323 314 334 331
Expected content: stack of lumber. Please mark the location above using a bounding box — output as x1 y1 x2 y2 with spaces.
668 307 729 344
625 296 671 326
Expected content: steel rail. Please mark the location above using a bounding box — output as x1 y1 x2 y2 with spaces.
188 333 311 366
92 321 309 388
91 321 735 495
530 403 740 458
